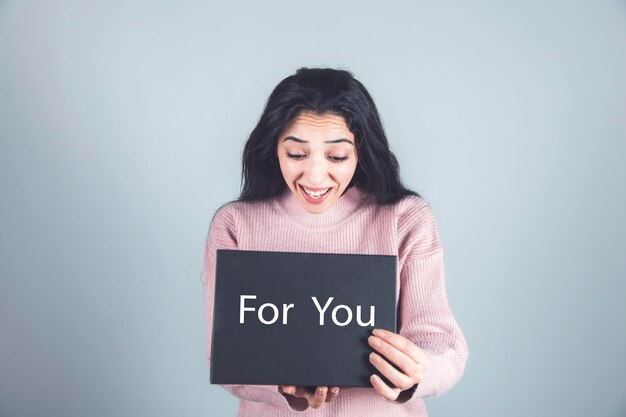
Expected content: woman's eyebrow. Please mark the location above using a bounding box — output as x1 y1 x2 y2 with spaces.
283 135 354 145
325 138 354 145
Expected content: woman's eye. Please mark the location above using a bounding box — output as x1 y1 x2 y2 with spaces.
287 153 306 160
329 156 349 162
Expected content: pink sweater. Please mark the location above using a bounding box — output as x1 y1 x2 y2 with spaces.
203 186 468 417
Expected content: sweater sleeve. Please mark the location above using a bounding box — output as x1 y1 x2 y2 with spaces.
202 204 301 411
394 198 469 401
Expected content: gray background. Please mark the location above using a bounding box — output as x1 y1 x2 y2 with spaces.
1 1 625 416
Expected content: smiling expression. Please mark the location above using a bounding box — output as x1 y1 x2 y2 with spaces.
276 111 359 214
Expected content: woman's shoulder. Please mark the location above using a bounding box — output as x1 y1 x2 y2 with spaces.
392 194 436 226
392 194 442 259
207 198 273 247
211 199 245 219
210 197 275 227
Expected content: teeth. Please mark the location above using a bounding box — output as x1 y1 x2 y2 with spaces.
303 187 330 198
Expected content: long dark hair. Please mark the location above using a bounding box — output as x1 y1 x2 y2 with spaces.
239 67 419 205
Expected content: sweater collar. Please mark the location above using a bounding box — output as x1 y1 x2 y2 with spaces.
274 185 371 229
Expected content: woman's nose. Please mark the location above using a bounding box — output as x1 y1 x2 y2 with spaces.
303 156 328 185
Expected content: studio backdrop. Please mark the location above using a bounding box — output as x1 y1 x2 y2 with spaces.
1 1 625 416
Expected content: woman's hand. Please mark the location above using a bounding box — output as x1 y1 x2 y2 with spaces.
368 328 430 401
278 385 341 410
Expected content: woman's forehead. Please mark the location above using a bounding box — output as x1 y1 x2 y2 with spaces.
284 111 352 136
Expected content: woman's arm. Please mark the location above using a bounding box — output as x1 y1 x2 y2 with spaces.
202 205 340 411
395 249 469 400
202 205 294 409
368 199 469 402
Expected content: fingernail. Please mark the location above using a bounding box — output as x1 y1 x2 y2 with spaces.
369 352 376 362
371 374 380 384
373 328 385 338
368 336 381 346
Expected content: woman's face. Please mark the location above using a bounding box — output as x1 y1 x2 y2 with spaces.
277 111 358 214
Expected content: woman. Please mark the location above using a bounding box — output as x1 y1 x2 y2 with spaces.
203 67 468 416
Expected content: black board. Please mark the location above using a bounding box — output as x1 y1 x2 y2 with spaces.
210 249 397 387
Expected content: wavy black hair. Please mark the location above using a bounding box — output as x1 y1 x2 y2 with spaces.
239 67 419 205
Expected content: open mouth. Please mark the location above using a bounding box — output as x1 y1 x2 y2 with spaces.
299 185 332 203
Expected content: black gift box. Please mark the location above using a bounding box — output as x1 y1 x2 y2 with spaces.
210 250 397 387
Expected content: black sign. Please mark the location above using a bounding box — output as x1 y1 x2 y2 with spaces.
210 250 397 387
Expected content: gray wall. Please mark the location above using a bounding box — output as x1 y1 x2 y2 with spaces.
1 1 625 416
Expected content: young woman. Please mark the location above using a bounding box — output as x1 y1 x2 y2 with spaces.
203 67 468 416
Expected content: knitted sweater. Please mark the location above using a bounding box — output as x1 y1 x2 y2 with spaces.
203 185 468 417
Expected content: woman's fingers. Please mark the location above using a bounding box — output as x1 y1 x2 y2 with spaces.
280 385 340 408
279 385 297 395
368 329 429 399
309 386 328 409
370 374 400 401
368 335 420 378
369 352 415 391
325 387 340 402
372 329 428 365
